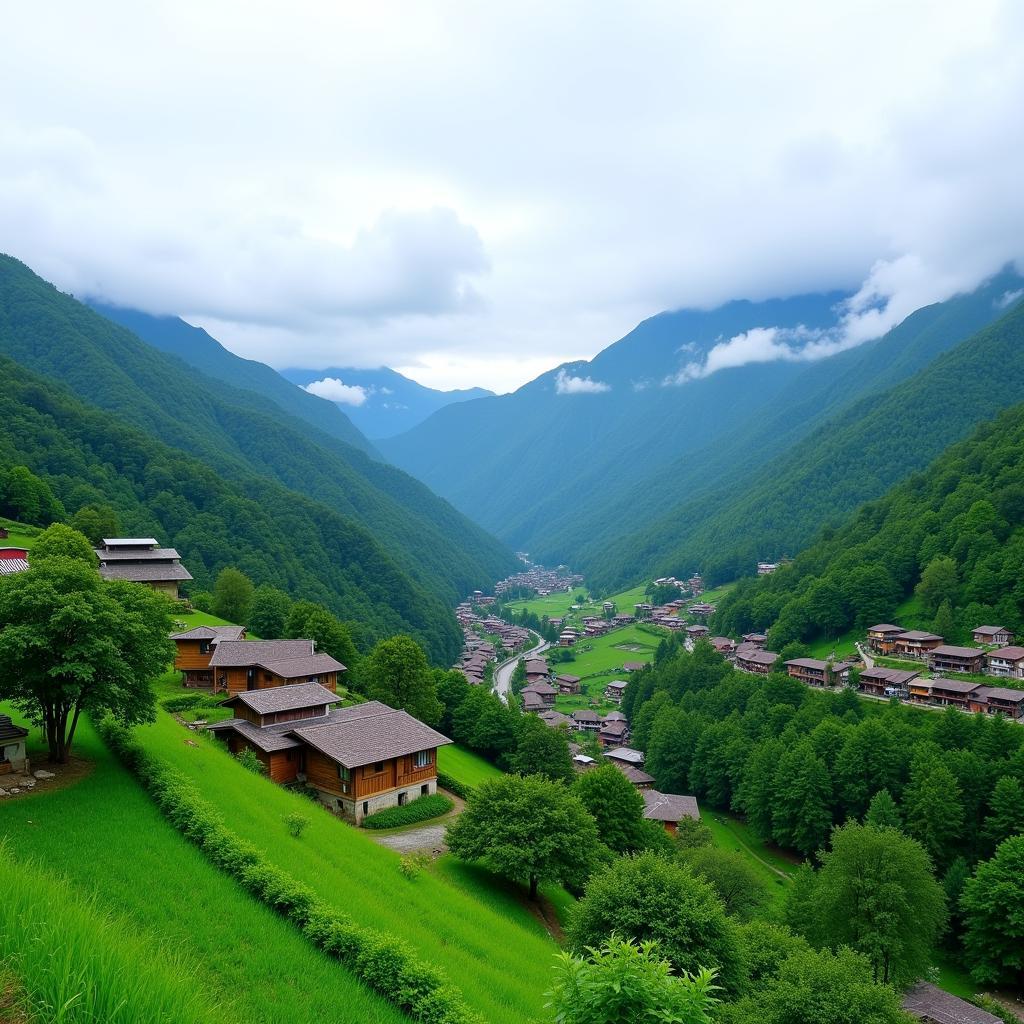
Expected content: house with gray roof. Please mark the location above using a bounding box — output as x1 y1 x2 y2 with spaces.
206 639 345 695
95 537 193 599
0 714 29 775
642 790 700 835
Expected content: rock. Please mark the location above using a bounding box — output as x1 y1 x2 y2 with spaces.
33 770 55 779
10 788 20 794
0 789 7 797
22 778 35 788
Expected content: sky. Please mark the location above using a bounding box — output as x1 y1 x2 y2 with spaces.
2 1 1023 394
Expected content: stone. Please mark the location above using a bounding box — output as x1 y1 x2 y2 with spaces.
22 778 35 788
10 788 20 794
0 789 7 797
33 770 55 779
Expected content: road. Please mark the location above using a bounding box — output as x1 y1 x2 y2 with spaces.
492 635 549 703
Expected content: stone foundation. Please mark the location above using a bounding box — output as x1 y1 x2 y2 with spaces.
317 778 438 824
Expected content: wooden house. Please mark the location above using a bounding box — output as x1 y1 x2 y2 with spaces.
599 716 630 747
555 673 582 694
0 714 29 775
0 547 30 577
603 746 645 767
736 648 779 674
207 639 345 695
521 681 557 706
924 678 982 711
622 661 646 673
94 537 193 599
538 709 572 729
858 666 919 698
642 791 700 835
209 688 451 823
604 680 629 702
784 658 854 688
927 645 985 676
740 632 767 648
902 982 1000 1024
892 631 943 659
171 625 247 687
865 624 905 654
615 762 655 788
972 625 1014 646
984 645 1024 680
571 709 601 732
710 637 736 657
968 685 1024 720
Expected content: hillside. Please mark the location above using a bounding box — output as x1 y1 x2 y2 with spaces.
0 255 517 609
89 302 378 456
712 396 1024 647
0 357 462 660
282 365 494 439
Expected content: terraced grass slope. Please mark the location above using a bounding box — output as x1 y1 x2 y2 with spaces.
139 712 561 1023
0 715 406 1024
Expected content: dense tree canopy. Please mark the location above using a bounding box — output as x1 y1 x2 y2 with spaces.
961 836 1024 987
359 635 443 725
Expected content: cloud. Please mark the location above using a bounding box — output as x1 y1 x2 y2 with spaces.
555 368 610 394
302 377 371 406
997 288 1023 309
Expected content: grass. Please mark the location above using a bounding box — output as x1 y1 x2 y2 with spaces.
703 810 799 909
935 955 977 999
696 581 737 605
806 626 861 660
0 711 406 1024
437 743 505 789
138 711 561 1023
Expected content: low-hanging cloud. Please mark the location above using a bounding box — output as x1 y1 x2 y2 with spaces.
554 368 610 394
303 377 371 406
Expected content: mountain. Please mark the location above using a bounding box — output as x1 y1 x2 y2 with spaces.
712 394 1024 649
0 356 459 660
381 292 847 536
280 365 493 439
88 302 378 457
0 255 517 623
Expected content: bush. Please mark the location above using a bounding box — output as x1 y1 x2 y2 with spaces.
284 812 310 838
98 718 480 1024
362 794 454 830
161 694 224 713
437 772 473 800
400 853 432 879
236 748 265 774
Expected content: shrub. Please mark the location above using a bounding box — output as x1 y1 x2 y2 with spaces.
362 794 454 830
161 694 224 713
236 747 265 774
284 812 310 838
437 772 473 800
400 853 432 880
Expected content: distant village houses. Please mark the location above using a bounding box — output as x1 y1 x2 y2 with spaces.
95 537 192 599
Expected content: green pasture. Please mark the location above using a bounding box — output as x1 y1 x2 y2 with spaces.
438 742 505 788
694 581 737 605
0 518 39 551
703 810 799 910
805 627 861 660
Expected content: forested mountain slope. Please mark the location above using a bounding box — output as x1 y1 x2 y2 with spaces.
381 293 847 532
0 256 516 606
281 365 493 439
559 274 1024 590
712 396 1024 648
89 302 378 455
0 358 460 660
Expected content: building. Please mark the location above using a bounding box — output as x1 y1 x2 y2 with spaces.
865 624 905 654
603 746 645 766
208 689 451 823
521 681 557 707
685 624 709 640
927 645 986 676
984 645 1024 679
926 678 982 711
756 562 779 575
969 685 1024 720
741 632 767 648
538 709 572 729
94 538 193 599
0 547 30 576
207 639 345 695
559 630 577 647
571 709 601 732
615 762 655 788
892 631 943 659
171 625 247 687
555 673 582 694
858 666 919 698
972 625 1014 646
642 791 700 835
622 661 646 673
599 717 631 747
604 680 629 702
709 637 737 657
784 658 854 688
0 715 29 775
901 982 1001 1024
736 648 780 674
0 527 8 538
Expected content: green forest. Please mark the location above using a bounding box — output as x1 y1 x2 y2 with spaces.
712 399 1024 649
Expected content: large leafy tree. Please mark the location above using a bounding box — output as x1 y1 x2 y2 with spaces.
508 715 574 783
0 556 174 762
548 936 718 1024
982 775 1024 853
212 567 254 624
285 600 358 670
247 584 293 639
681 845 769 922
961 835 1024 986
31 522 98 564
446 774 603 899
771 739 833 857
359 635 442 725
903 751 964 869
791 822 946 986
566 852 746 995
574 762 658 854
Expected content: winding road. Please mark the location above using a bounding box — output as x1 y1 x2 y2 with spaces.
492 635 549 703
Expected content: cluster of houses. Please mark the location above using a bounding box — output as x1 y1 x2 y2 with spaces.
493 565 583 598
453 601 533 684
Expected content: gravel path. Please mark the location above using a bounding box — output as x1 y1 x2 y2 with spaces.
374 823 449 854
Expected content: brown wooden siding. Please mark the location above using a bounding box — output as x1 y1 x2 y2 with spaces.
267 749 299 783
304 748 437 800
220 667 338 695
174 640 214 672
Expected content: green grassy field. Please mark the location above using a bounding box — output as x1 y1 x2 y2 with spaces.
806 626 861 660
0 519 39 551
703 810 799 909
504 581 655 625
0 712 406 1024
438 742 505 788
696 581 736 605
138 711 561 1023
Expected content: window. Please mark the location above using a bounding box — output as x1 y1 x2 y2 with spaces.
338 764 351 781
199 641 210 655
421 784 429 796
413 750 432 769
373 761 385 774
398 792 407 806
307 676 319 684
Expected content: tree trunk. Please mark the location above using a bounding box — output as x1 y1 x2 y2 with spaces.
45 704 71 763
529 875 538 899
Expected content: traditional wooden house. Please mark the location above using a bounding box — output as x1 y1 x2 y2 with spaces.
784 658 854 688
171 625 247 687
892 631 943 659
924 678 982 711
571 709 601 732
709 637 737 657
209 688 450 823
599 716 631 747
0 547 30 576
538 709 572 729
604 680 629 703
685 624 709 639
0 715 29 775
902 982 1000 1024
927 645 985 676
740 632 767 648
603 746 645 766
984 645 1024 680
736 648 779 674
858 666 919 698
642 791 700 835
969 685 1024 720
555 673 582 694
94 538 193 599
972 625 1014 646
865 624 905 653
521 681 557 707
207 639 345 695
622 661 646 673
615 762 655 788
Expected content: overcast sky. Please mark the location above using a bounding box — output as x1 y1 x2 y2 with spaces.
2 1 1023 392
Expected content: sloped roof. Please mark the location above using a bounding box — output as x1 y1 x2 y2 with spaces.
96 546 182 561
208 639 313 668
616 763 655 786
902 982 1000 1024
0 558 29 576
986 646 1024 661
642 790 700 822
604 746 644 765
930 645 985 659
261 653 347 678
289 701 451 769
170 625 246 642
0 714 29 742
223 682 338 715
98 562 193 582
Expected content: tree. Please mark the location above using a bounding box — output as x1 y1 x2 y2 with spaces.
735 738 784 840
574 762 652 854
566 852 746 995
247 584 293 639
1 465 64 525
434 668 471 735
903 751 963 869
67 503 121 546
931 599 957 643
0 557 174 762
285 601 357 669
446 774 602 899
982 775 1024 852
793 822 946 986
646 707 698 794
916 556 959 616
547 936 718 1024
450 686 516 759
509 715 574 782
360 635 442 725
961 836 1024 986
212 567 254 624
680 845 768 922
863 788 902 830
771 739 833 857
30 523 97 565
833 719 900 819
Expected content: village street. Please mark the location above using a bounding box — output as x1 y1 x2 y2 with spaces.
492 636 549 703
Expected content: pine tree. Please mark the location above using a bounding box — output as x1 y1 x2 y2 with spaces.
772 739 834 857
864 788 902 829
903 752 963 869
983 775 1024 852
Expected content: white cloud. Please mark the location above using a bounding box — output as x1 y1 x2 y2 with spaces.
302 377 371 406
997 288 1023 309
555 368 610 394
